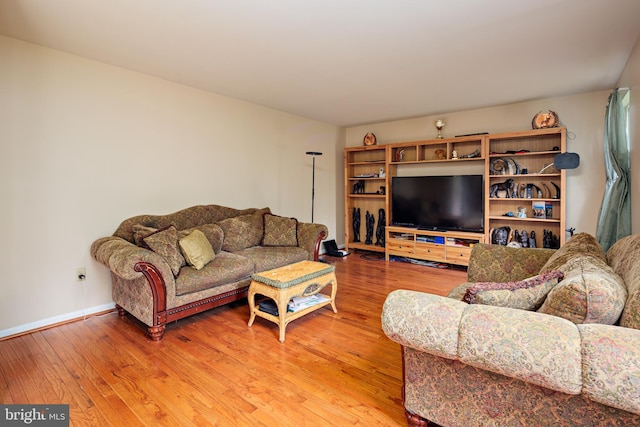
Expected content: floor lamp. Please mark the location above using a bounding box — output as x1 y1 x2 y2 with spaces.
306 151 322 222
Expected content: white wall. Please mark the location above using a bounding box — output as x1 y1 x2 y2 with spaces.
3 31 635 336
344 91 614 242
617 35 640 233
0 36 339 336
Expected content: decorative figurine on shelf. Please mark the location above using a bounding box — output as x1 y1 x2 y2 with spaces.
459 149 481 159
377 186 386 195
517 206 527 218
519 183 527 198
435 148 446 160
543 229 559 249
375 209 386 247
520 230 529 248
529 231 537 248
352 208 361 242
452 150 458 159
365 211 375 245
491 226 511 246
489 179 515 198
543 229 552 248
435 119 445 139
379 167 386 178
396 149 405 162
352 180 365 194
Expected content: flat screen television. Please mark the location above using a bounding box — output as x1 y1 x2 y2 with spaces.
391 175 484 232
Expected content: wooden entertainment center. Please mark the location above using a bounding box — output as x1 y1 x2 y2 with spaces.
344 127 567 266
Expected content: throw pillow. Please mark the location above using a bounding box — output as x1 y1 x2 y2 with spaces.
462 270 564 310
180 223 224 254
179 229 215 270
143 225 186 276
262 214 298 247
607 234 640 330
218 213 264 252
539 232 606 274
132 224 158 247
538 256 627 324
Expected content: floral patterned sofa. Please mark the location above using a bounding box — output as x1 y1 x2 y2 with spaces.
382 233 640 426
91 204 327 341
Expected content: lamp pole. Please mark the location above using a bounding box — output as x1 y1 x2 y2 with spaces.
305 151 322 222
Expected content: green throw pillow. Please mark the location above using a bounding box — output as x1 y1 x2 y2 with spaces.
179 229 215 270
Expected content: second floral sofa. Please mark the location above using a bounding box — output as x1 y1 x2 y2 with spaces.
382 233 640 426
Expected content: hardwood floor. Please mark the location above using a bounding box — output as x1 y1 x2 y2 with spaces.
0 252 467 426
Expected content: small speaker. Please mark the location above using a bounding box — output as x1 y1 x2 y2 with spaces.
554 152 580 170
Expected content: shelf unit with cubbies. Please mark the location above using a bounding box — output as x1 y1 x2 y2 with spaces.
387 135 485 165
343 128 567 264
344 145 389 253
485 127 566 248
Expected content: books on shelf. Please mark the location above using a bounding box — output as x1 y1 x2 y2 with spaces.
532 201 546 219
416 236 445 244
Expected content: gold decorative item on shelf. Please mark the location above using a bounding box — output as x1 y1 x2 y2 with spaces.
531 110 559 129
363 132 377 146
435 119 445 139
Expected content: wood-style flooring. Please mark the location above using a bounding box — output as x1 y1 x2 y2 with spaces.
0 252 467 426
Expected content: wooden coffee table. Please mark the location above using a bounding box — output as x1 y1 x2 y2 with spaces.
247 260 337 342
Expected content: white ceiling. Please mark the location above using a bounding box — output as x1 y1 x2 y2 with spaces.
1 0 639 126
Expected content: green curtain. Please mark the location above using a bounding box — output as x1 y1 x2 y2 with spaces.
596 89 631 252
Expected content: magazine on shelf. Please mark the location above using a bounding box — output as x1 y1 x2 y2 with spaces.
287 294 330 312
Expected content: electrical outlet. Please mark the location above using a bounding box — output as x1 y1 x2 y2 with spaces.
76 267 86 282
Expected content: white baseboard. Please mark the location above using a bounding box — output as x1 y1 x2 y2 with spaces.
0 302 116 340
